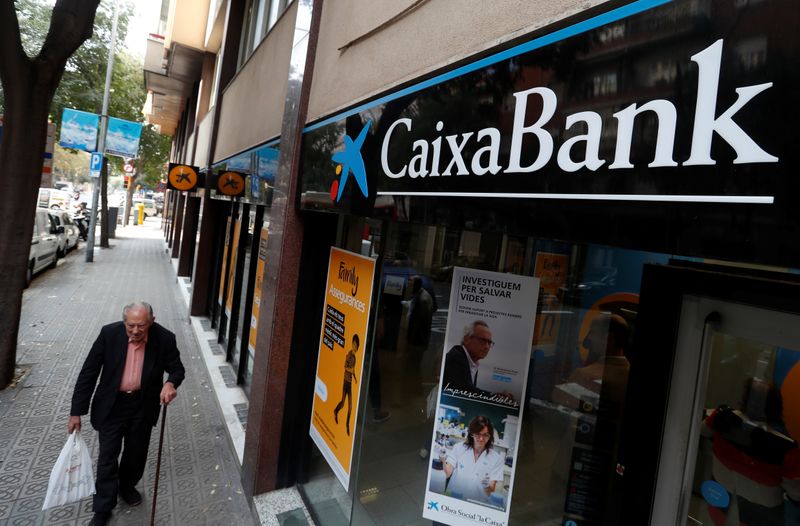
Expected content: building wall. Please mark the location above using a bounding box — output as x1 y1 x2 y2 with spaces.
306 0 608 122
186 130 196 164
194 111 214 167
213 0 297 163
166 0 213 51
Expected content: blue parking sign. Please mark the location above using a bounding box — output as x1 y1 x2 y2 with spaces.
90 152 103 177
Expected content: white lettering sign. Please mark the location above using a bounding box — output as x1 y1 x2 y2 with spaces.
380 40 777 180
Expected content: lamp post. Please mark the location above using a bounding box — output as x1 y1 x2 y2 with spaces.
85 0 119 262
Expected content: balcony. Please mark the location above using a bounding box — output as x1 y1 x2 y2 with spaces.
143 0 211 136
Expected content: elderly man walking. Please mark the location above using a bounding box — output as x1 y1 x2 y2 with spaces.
68 301 185 526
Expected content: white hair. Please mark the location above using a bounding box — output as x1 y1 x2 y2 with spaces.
463 320 489 339
122 301 154 322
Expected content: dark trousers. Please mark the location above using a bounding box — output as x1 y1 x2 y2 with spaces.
74 217 88 240
94 392 153 512
334 381 353 426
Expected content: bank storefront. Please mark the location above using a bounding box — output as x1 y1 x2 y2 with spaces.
290 0 800 524
202 141 279 394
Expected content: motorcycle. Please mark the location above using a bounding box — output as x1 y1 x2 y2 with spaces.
72 205 89 241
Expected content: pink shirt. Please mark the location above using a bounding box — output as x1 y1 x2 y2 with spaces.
119 336 147 392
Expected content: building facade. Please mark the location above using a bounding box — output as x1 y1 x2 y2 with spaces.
145 0 800 524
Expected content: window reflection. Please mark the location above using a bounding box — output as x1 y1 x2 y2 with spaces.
686 335 800 525
347 221 669 525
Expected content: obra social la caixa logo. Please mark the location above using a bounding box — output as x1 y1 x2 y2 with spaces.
329 120 372 203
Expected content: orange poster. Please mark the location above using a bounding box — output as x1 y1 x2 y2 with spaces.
248 226 268 357
224 218 241 317
533 252 569 345
218 217 232 306
309 247 376 489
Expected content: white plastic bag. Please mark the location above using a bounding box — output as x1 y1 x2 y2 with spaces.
42 431 95 510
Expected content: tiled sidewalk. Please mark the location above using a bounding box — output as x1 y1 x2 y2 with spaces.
0 219 257 525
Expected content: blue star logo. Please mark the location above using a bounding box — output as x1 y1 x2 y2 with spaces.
427 501 439 511
331 120 371 202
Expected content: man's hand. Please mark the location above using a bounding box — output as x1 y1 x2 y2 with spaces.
160 382 177 405
67 415 81 434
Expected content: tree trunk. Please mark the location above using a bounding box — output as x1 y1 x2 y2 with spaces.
0 0 101 389
123 173 139 227
0 77 54 388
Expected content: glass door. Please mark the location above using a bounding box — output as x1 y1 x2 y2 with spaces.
653 296 800 526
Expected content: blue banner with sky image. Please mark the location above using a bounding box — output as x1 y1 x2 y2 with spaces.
59 108 99 152
105 117 143 158
256 144 278 183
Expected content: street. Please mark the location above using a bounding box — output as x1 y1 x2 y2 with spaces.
0 219 256 525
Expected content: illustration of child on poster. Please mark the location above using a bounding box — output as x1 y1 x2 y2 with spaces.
333 333 360 436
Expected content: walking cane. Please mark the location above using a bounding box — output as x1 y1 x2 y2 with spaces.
149 404 168 526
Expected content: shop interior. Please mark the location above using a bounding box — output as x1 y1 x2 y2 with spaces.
300 218 683 525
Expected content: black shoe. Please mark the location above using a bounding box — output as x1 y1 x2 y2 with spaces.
90 512 111 526
120 485 142 506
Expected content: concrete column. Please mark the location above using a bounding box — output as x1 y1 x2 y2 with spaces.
241 0 323 496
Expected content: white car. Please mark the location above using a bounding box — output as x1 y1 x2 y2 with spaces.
27 209 59 286
132 198 158 217
48 210 80 256
38 187 72 210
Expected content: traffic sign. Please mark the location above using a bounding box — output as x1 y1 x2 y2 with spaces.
90 152 103 178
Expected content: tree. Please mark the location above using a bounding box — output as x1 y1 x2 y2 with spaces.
49 1 134 248
0 0 101 389
53 144 91 185
122 124 171 227
3 0 139 248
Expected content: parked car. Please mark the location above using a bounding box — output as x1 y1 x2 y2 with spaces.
27 209 59 286
48 210 80 256
132 198 158 217
153 194 164 215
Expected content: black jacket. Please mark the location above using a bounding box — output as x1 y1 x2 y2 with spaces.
71 321 185 428
442 345 477 391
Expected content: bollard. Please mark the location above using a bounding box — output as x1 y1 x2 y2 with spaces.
137 202 145 225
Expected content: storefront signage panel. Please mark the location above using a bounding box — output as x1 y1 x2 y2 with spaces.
214 171 247 197
248 227 268 370
309 248 377 490
209 141 279 205
299 0 800 267
167 164 200 192
423 267 539 526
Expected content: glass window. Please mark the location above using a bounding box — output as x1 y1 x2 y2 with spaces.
231 209 255 373
209 52 221 109
686 327 800 525
262 0 291 34
348 222 668 525
237 0 295 68
301 216 379 525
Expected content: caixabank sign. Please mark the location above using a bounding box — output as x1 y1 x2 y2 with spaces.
299 0 800 267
